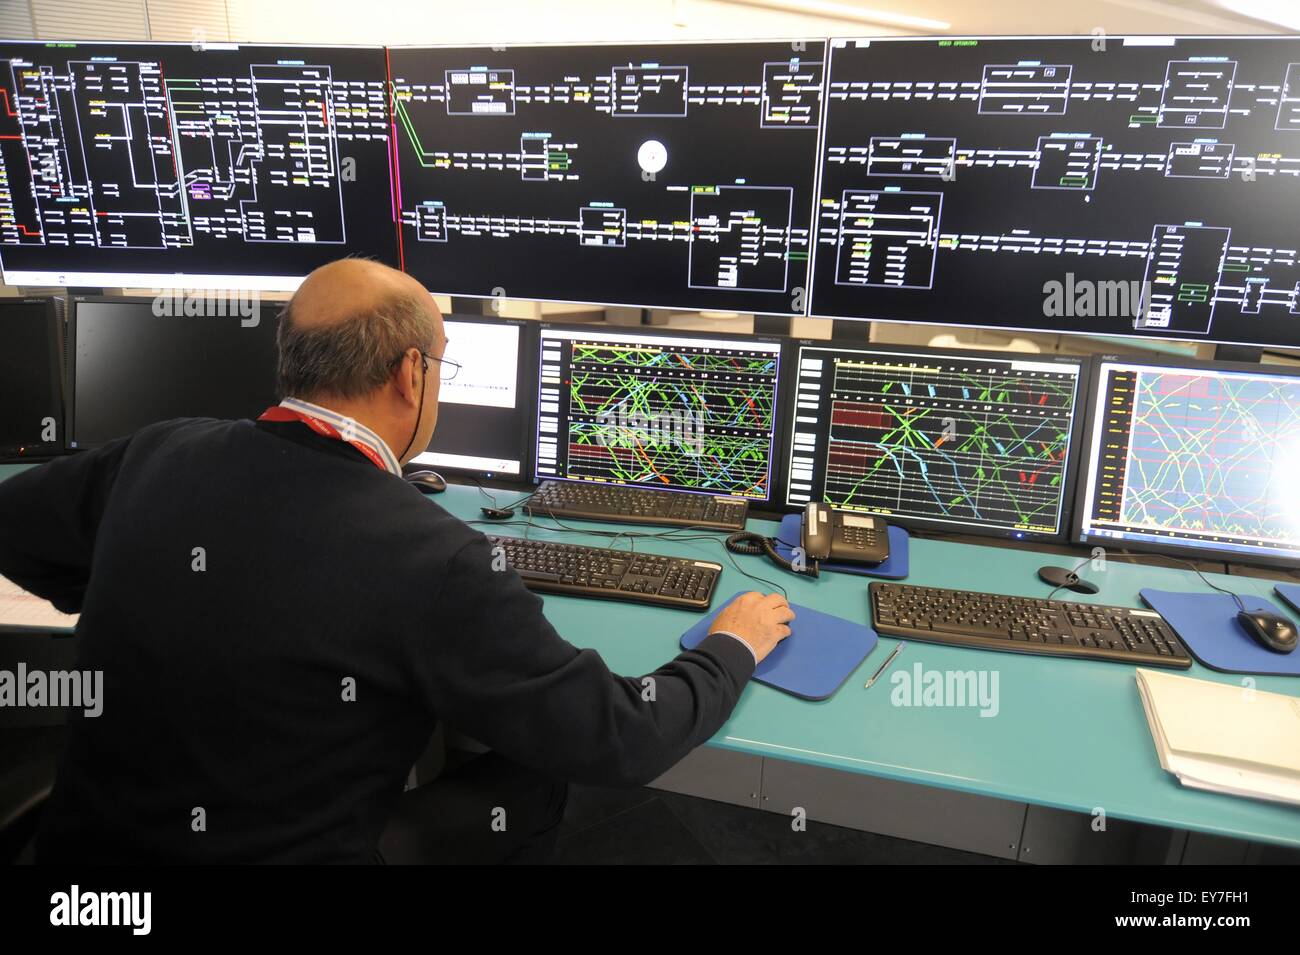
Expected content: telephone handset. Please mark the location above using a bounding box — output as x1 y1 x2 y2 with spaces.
801 502 890 566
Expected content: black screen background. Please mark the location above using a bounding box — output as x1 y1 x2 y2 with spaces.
0 300 61 455
71 300 279 447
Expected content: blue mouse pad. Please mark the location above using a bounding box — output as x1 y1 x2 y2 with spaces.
1139 589 1300 676
775 514 910 580
680 592 878 701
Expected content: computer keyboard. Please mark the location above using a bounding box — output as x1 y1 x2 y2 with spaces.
486 534 722 611
525 480 748 531
869 582 1192 669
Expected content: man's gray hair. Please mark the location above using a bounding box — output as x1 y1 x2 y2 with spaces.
276 288 436 400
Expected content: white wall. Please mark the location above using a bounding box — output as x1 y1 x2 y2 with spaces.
8 0 1283 45
222 0 890 46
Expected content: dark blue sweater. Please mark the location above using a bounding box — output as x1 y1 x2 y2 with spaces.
0 417 754 863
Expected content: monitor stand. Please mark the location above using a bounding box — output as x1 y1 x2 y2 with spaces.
1214 343 1263 363
449 296 490 316
753 315 792 336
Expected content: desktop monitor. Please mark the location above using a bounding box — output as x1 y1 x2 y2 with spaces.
67 296 279 448
388 40 825 316
534 323 784 502
781 341 1088 541
0 296 64 459
0 41 397 290
1075 355 1300 567
408 314 535 479
810 35 1300 348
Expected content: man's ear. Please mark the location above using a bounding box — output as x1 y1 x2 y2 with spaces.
394 349 420 406
408 349 423 401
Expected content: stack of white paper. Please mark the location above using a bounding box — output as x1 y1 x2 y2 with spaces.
1136 668 1300 807
0 575 79 633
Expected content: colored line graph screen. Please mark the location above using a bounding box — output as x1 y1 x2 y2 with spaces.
1078 360 1300 563
785 345 1084 538
535 326 781 500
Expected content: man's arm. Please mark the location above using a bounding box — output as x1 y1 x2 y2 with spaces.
0 440 131 613
416 534 791 788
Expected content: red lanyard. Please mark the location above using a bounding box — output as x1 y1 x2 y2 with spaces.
258 405 391 472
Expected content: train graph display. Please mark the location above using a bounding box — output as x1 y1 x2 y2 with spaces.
534 325 782 500
785 343 1086 538
1076 357 1300 565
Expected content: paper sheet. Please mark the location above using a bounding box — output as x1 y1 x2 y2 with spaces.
0 575 79 632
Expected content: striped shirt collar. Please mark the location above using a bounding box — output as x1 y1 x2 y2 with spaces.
277 397 403 476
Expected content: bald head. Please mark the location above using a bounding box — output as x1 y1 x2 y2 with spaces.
287 258 434 335
277 259 443 402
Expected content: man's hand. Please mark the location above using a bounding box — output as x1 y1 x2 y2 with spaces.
709 591 795 664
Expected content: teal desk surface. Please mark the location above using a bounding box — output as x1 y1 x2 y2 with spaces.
3 463 1298 847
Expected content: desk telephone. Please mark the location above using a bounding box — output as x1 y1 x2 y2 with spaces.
726 502 890 577
801 502 890 565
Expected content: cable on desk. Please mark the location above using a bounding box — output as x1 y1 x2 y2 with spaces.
1044 555 1095 602
1121 549 1247 612
464 475 539 518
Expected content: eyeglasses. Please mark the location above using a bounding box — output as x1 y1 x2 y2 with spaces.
392 348 460 382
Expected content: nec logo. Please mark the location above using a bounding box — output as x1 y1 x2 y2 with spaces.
49 885 151 935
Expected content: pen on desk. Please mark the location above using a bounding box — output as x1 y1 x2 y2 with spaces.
864 642 905 689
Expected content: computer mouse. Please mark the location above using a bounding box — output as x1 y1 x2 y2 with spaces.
1235 610 1298 654
405 470 446 494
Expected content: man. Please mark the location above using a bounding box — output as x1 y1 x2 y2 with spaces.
0 259 794 864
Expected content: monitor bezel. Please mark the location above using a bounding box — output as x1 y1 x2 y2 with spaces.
0 295 66 461
531 319 789 504
1072 350 1300 569
775 336 1093 544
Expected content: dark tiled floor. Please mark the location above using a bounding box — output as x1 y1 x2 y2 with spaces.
1 728 1013 864
554 782 1017 865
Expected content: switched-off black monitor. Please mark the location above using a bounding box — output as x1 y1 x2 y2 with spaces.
0 296 64 459
68 296 278 448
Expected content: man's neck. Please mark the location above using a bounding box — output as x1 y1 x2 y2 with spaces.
284 395 407 469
